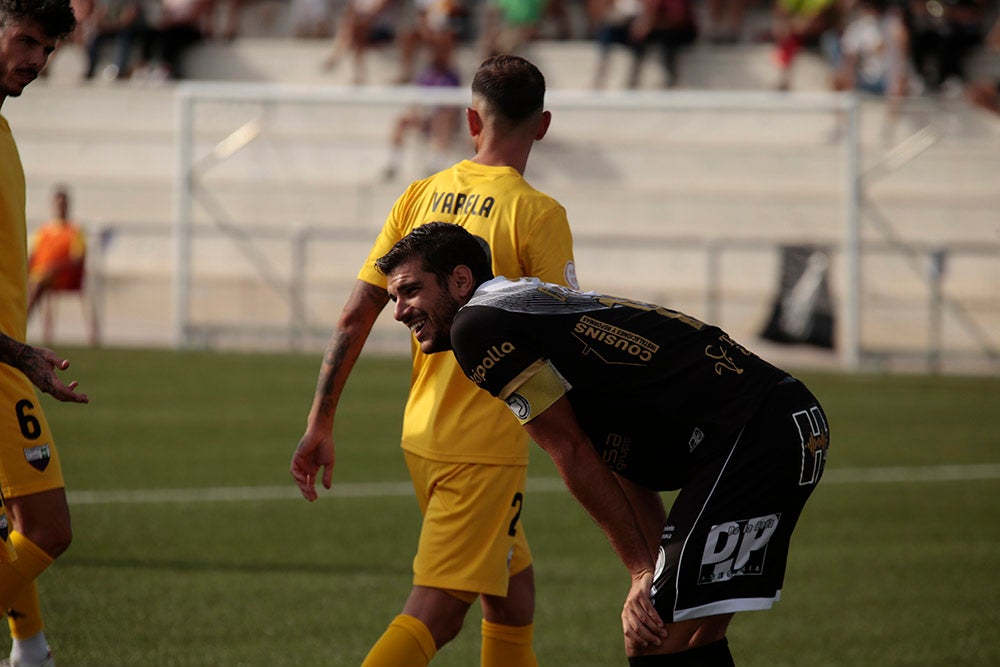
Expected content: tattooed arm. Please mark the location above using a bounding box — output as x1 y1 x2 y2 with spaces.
290 280 390 501
0 332 89 404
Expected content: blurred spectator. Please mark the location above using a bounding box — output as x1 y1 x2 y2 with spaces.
479 0 547 57
394 0 469 83
542 0 575 39
907 0 988 94
290 0 335 38
322 0 399 84
705 0 749 43
82 0 145 80
382 34 462 179
593 0 696 88
69 0 94 30
772 0 843 90
831 0 910 138
27 186 87 321
631 0 698 86
214 0 301 39
135 0 214 80
965 13 999 114
592 0 645 87
71 0 97 42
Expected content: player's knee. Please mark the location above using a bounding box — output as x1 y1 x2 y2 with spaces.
428 608 466 647
22 521 72 559
405 588 473 648
482 567 535 626
40 524 72 559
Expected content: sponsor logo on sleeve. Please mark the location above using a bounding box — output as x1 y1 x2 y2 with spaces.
505 393 531 421
564 261 579 290
468 341 516 384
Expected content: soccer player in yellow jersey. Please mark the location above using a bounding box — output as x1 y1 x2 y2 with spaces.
0 3 88 667
291 54 578 667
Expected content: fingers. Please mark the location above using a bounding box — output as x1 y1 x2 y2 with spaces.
46 379 89 404
291 435 334 500
622 605 667 649
290 459 318 501
622 572 667 649
61 380 89 403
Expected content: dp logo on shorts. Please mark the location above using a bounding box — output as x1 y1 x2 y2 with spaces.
698 514 780 584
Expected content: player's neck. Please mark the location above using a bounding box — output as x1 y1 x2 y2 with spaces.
470 146 530 176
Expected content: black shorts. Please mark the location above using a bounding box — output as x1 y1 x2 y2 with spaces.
651 377 829 622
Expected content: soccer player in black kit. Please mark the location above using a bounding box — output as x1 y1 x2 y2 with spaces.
375 222 830 666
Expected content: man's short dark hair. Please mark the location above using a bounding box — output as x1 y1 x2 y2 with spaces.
375 222 494 287
0 0 76 39
471 54 546 124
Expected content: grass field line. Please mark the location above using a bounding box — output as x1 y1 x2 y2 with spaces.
66 463 1000 505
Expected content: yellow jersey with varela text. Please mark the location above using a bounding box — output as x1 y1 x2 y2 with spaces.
358 159 577 464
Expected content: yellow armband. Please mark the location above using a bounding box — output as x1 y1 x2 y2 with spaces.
499 360 571 425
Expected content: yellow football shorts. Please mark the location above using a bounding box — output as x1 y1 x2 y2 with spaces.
0 377 65 562
405 451 532 598
0 379 66 499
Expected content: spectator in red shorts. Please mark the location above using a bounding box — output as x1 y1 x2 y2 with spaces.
27 185 86 318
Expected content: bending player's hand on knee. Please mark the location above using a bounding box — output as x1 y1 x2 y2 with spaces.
622 569 667 649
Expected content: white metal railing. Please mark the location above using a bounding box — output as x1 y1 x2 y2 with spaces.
83 221 1000 373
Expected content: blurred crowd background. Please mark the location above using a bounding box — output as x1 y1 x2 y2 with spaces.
55 0 998 111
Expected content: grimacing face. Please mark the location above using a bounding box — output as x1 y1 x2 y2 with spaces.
0 17 58 100
386 258 463 355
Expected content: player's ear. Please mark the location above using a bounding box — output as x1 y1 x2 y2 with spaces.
466 107 483 137
535 110 552 141
451 264 476 300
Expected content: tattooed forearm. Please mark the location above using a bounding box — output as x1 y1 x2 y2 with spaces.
314 331 353 419
0 332 26 368
309 280 390 423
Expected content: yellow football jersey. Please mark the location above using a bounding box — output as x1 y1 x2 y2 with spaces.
0 115 27 344
358 159 577 464
1 112 63 479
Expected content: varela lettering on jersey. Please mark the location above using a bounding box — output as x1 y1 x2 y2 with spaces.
430 191 496 218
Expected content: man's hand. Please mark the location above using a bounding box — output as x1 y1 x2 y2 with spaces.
17 345 89 404
290 430 334 501
622 569 667 651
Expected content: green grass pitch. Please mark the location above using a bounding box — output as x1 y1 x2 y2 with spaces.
15 347 1000 666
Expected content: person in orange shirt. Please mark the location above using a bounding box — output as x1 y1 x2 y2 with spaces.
26 185 86 318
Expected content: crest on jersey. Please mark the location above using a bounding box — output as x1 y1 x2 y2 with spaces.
23 444 51 472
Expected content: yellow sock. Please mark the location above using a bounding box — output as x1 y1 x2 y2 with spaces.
361 614 437 667
481 620 537 667
7 582 44 639
0 533 53 611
